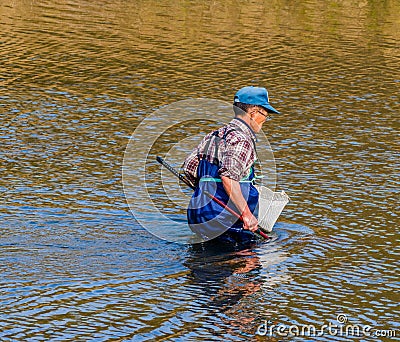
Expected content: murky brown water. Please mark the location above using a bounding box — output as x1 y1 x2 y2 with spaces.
1 0 399 340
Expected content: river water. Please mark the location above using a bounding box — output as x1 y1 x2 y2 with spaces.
1 0 399 340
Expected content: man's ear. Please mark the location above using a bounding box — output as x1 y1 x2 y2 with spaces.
248 106 257 116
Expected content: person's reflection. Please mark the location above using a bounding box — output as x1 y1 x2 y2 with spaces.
185 242 262 313
184 239 291 337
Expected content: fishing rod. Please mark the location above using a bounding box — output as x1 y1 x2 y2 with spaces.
156 156 270 240
156 156 196 190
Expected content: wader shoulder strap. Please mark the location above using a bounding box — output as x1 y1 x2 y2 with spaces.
198 130 220 165
211 131 220 165
223 128 236 145
212 128 236 166
197 127 242 166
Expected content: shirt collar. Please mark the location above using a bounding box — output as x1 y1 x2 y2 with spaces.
230 117 257 142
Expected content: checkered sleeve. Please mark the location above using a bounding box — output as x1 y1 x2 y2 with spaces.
182 146 199 183
218 135 255 181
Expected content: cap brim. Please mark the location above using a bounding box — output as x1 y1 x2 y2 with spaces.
261 104 280 114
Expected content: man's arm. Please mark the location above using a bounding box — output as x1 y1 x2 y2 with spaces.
221 175 258 232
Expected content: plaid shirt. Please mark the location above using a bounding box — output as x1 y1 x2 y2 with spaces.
183 118 257 182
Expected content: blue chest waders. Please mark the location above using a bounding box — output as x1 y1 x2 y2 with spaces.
187 128 260 245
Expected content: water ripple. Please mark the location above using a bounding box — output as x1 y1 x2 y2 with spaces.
1 0 399 340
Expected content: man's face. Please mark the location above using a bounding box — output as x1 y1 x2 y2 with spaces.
248 107 270 133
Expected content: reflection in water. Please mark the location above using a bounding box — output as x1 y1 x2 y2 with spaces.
1 0 399 340
185 246 266 338
186 245 263 310
184 232 294 338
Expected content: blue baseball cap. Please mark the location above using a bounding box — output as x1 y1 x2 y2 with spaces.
234 86 280 114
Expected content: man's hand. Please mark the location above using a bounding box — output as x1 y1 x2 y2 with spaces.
241 211 258 232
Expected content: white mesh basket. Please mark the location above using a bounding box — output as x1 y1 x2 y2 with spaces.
255 185 290 232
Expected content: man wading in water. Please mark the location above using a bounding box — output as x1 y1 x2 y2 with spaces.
183 86 280 245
